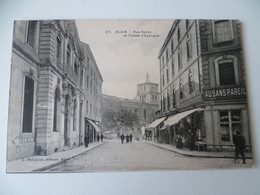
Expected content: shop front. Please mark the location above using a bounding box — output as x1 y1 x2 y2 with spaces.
145 117 166 141
85 118 101 143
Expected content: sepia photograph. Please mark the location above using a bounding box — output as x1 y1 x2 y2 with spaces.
6 19 254 173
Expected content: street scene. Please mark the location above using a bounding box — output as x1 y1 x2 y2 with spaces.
46 141 253 172
6 19 253 173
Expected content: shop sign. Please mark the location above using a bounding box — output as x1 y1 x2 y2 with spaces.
203 86 247 101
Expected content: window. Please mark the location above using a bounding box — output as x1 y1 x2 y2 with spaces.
80 69 83 87
219 62 235 85
162 56 165 67
56 36 61 59
166 68 169 83
144 109 147 119
155 95 157 102
188 69 194 94
87 57 90 70
214 56 239 86
213 20 233 43
177 28 181 43
171 59 175 77
66 45 71 65
86 100 89 113
172 86 176 107
220 110 241 143
90 103 92 114
87 75 89 89
73 99 77 131
27 21 37 48
162 74 165 87
166 49 169 60
74 61 78 74
167 92 170 109
178 48 182 69
186 34 192 59
53 88 60 132
22 77 34 133
186 20 190 30
171 39 174 53
179 78 183 99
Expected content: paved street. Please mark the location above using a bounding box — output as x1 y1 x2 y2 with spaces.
47 140 253 172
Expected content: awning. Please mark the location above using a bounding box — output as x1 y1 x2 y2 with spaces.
147 117 166 128
88 120 101 132
160 125 168 131
164 107 204 126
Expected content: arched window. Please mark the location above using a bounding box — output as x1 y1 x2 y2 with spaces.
214 55 239 86
53 88 60 132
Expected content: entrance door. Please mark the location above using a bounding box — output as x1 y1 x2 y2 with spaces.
64 95 69 146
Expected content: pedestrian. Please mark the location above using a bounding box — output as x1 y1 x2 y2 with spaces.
121 134 125 144
126 135 129 143
233 130 246 164
129 133 133 143
101 134 104 142
97 134 100 142
84 135 89 148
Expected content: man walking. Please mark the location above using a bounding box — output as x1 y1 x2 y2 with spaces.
121 134 125 144
233 130 246 164
129 133 133 143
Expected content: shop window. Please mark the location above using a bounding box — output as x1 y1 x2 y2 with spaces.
219 110 241 143
144 109 147 119
213 20 234 43
186 34 192 60
22 76 34 133
27 21 37 48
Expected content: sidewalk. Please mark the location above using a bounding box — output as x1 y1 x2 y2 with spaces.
7 141 106 173
144 141 253 159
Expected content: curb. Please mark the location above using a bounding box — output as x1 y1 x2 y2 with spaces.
144 141 253 159
33 142 107 172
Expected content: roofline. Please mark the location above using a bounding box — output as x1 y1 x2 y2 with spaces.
158 20 179 58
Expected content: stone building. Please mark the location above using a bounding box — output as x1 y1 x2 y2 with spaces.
157 19 251 151
136 73 159 104
7 20 102 161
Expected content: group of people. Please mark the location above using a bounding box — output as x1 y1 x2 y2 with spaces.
97 134 104 142
84 134 104 148
120 134 133 144
175 133 196 151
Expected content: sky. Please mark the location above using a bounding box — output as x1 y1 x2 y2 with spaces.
76 20 173 99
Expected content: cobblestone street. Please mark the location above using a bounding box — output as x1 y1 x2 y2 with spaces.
47 140 253 172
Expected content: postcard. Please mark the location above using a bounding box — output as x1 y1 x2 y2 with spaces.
6 19 253 173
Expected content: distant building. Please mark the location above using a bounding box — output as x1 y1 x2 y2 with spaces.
136 73 159 104
102 76 159 135
157 19 251 151
7 20 102 161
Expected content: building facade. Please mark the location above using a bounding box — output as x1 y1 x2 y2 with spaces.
8 20 102 161
158 19 251 151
